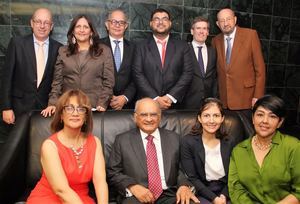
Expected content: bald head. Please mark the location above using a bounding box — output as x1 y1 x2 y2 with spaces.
216 8 237 35
134 98 161 134
32 8 53 22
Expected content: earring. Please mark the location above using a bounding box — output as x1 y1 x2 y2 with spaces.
89 37 93 46
72 36 76 44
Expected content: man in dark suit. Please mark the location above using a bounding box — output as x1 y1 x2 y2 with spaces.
132 8 193 110
183 16 218 109
212 8 266 137
101 8 136 109
0 7 62 125
108 98 200 204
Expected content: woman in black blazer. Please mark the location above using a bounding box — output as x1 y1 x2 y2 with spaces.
181 98 234 204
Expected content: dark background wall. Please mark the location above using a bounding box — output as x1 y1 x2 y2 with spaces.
0 0 300 125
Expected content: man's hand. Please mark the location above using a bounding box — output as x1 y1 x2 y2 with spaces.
212 195 226 204
110 95 127 110
252 98 258 107
156 96 172 110
176 186 200 204
128 184 155 203
2 110 15 124
96 106 106 112
41 106 56 117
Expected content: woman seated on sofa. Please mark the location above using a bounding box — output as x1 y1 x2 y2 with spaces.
27 89 108 204
229 95 300 204
181 98 234 204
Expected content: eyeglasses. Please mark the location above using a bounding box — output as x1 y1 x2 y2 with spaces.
136 112 160 119
152 17 170 23
108 19 127 26
63 105 87 115
32 19 52 27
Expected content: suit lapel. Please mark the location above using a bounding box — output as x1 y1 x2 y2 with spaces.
163 39 175 70
230 26 243 66
160 129 172 181
26 35 37 80
189 44 203 78
220 139 230 174
119 39 130 73
148 37 163 71
205 46 214 77
197 136 206 164
130 129 147 174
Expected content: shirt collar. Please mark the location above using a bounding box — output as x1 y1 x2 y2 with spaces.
33 34 49 45
153 35 169 44
192 40 206 49
140 128 160 140
109 35 124 43
241 130 282 149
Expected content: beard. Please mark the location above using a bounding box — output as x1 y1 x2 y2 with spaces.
151 26 171 36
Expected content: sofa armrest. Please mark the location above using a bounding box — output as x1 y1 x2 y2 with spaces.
0 112 31 202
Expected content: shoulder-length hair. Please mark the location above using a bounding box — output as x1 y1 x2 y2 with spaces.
51 89 93 137
190 98 227 139
66 14 102 58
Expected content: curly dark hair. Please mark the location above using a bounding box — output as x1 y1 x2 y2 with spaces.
190 98 227 139
66 14 102 57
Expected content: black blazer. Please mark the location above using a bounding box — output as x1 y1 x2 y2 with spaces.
132 36 193 107
0 34 62 115
182 44 218 109
100 37 136 109
180 134 234 201
108 128 191 199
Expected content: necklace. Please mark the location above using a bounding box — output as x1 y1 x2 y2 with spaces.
70 145 84 168
253 135 272 151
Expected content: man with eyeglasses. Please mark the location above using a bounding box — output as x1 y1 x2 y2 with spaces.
0 8 62 134
100 8 136 110
108 98 200 204
212 8 265 138
132 8 193 110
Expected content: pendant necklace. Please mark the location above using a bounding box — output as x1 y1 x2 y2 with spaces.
253 135 272 151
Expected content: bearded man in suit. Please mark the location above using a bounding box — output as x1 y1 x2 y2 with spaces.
132 8 193 110
212 8 266 137
108 98 200 204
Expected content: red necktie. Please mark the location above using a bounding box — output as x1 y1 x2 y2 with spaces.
146 135 163 200
157 40 166 67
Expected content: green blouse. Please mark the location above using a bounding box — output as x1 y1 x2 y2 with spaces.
228 131 300 204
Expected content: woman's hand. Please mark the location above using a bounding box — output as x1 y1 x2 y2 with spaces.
41 106 56 117
96 106 106 112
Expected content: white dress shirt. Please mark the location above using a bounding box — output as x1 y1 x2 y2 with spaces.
109 35 124 61
223 26 237 55
203 142 225 181
192 40 208 72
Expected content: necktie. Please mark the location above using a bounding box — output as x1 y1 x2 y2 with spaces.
146 135 163 200
157 40 166 67
36 41 45 87
197 46 205 77
226 37 232 64
113 40 121 72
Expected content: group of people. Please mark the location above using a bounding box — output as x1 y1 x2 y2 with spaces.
0 4 299 204
27 90 300 204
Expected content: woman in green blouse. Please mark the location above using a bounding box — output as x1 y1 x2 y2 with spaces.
228 95 300 204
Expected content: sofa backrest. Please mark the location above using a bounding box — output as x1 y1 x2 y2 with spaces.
26 110 244 190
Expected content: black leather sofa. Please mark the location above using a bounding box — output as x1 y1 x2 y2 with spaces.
0 110 245 204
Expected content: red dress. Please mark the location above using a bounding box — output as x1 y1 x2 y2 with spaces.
27 133 96 204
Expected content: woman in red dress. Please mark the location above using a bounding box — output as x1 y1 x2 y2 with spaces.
27 89 108 204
